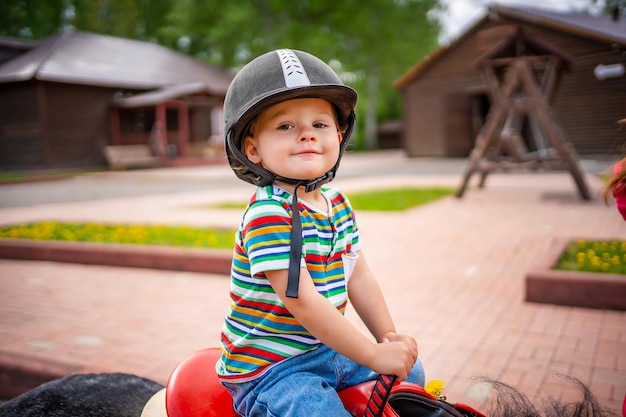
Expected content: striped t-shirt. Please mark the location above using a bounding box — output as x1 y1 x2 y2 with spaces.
216 184 361 382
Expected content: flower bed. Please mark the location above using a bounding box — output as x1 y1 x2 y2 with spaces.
526 238 626 310
554 239 625 275
0 221 235 274
0 221 235 249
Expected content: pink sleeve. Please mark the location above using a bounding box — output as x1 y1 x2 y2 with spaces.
613 162 626 221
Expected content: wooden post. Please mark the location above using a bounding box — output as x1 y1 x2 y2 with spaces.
155 104 167 159
176 101 189 157
109 108 122 146
517 61 590 200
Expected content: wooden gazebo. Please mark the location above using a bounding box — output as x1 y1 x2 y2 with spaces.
455 27 591 200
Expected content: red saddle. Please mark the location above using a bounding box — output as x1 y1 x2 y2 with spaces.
165 348 483 417
165 348 387 417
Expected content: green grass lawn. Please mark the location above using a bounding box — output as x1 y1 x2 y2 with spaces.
0 169 98 183
347 187 454 211
210 186 456 211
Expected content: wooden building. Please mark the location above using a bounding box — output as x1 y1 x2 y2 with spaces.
394 4 626 157
0 29 233 170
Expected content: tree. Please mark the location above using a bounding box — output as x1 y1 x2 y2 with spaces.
593 0 626 19
71 0 173 41
156 0 442 149
0 0 174 41
322 0 442 149
0 0 69 38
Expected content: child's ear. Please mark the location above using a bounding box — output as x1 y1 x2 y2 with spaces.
337 131 343 143
244 136 261 164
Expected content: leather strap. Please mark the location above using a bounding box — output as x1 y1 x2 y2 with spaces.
286 183 304 298
364 374 397 417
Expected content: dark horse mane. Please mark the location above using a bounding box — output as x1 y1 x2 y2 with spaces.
480 375 620 417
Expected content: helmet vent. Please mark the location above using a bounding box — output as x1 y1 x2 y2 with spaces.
276 49 311 88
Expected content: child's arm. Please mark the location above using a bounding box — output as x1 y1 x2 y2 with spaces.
265 266 417 380
346 251 409 343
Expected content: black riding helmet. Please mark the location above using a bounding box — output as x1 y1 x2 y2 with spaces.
224 49 358 189
224 49 358 298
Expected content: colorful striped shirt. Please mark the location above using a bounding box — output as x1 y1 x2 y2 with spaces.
216 184 361 382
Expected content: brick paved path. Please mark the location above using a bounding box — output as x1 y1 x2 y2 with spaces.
0 152 624 412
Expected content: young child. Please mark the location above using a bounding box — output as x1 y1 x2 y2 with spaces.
216 49 424 416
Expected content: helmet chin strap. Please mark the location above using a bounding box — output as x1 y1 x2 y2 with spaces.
273 171 335 193
285 181 305 298
279 171 335 299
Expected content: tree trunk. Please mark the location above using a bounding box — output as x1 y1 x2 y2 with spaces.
364 72 379 150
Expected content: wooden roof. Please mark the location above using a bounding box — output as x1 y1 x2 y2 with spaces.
473 27 574 70
0 37 37 65
0 28 234 94
112 82 222 108
394 3 626 89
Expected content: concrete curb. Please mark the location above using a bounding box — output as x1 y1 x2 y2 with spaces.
0 239 232 276
525 237 626 310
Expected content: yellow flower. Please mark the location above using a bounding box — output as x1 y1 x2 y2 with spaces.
425 379 446 399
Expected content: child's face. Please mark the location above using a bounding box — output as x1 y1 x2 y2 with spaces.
244 98 342 183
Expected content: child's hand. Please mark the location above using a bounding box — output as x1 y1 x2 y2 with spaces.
369 336 418 381
381 331 418 355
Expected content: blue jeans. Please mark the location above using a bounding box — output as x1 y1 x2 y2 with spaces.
222 345 425 417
